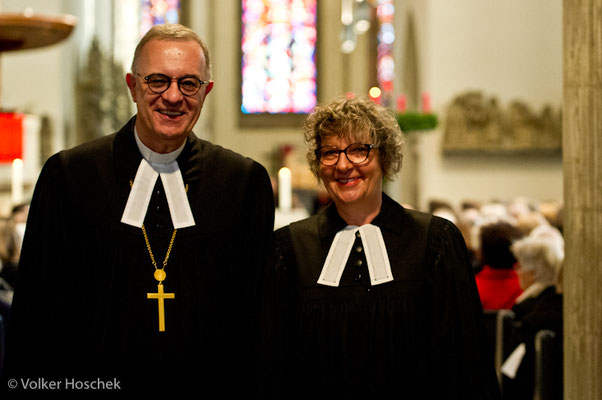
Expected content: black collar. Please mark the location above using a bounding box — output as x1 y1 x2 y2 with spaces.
317 193 408 240
112 116 205 190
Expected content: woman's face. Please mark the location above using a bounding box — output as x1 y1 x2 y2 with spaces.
318 135 383 211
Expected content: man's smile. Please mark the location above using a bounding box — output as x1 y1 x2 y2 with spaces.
158 109 184 117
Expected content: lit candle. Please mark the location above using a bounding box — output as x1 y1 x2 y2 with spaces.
278 167 292 212
369 87 382 104
12 158 23 204
422 92 431 113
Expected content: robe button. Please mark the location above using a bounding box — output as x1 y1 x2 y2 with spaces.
355 259 363 267
354 274 362 281
355 231 361 238
355 245 363 253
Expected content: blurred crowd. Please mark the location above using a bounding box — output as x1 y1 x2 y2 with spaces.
0 201 29 356
0 202 29 296
428 196 564 400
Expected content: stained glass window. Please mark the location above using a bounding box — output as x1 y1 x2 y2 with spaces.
140 0 181 37
241 0 318 114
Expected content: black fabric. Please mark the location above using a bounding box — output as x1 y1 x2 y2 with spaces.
264 194 501 400
1 117 275 398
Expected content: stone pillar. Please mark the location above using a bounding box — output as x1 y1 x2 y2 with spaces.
563 1 602 399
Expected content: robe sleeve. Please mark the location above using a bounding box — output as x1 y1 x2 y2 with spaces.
259 225 297 398
233 160 275 394
2 153 82 380
428 218 502 400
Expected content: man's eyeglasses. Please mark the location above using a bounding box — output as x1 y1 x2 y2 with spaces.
316 143 375 166
136 73 208 96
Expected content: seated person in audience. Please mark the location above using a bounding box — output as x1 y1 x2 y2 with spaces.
539 200 564 234
515 211 550 237
475 221 524 309
505 225 564 400
0 202 29 289
456 205 482 272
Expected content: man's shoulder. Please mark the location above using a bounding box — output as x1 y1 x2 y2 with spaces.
191 137 268 183
61 133 116 161
37 134 117 181
195 137 256 168
60 117 134 165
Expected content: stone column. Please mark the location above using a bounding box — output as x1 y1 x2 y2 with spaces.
563 1 602 399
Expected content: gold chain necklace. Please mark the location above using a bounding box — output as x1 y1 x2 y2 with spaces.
129 180 188 331
141 219 179 282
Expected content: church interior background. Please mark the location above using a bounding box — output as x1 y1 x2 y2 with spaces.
0 0 563 219
4 1 602 399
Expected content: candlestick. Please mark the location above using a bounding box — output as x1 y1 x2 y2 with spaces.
12 158 23 204
278 167 292 212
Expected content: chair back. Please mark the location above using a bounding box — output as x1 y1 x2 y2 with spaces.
495 309 518 382
534 329 562 400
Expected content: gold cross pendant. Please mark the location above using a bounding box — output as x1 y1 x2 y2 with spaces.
147 283 175 332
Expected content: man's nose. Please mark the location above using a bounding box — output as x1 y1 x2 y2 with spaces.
162 81 184 103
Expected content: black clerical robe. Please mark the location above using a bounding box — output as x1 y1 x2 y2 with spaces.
266 194 501 400
2 117 275 396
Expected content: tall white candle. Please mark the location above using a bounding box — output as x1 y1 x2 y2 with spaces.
12 158 24 204
278 167 292 212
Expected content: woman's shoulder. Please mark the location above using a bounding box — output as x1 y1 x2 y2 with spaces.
274 224 293 245
399 207 463 246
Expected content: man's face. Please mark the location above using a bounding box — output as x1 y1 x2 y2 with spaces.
126 39 212 152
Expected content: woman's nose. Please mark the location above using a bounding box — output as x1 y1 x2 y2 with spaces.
335 152 353 171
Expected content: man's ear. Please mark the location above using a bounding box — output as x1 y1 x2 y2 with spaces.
204 81 214 96
126 73 138 102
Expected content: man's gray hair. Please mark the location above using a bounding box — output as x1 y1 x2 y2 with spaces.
131 23 212 79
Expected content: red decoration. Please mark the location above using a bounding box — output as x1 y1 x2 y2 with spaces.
421 92 431 113
0 113 24 163
397 94 406 112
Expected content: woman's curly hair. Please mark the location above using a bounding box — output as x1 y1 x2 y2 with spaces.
303 94 404 181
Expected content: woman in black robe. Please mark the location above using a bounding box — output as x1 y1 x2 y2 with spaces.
264 95 501 399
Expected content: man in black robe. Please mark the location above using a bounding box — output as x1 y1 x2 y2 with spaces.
1 24 274 397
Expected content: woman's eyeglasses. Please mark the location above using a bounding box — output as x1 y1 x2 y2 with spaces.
316 143 374 166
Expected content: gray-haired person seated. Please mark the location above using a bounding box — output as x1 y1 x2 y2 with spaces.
504 224 564 400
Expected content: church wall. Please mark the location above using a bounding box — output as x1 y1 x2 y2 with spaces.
400 0 563 210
